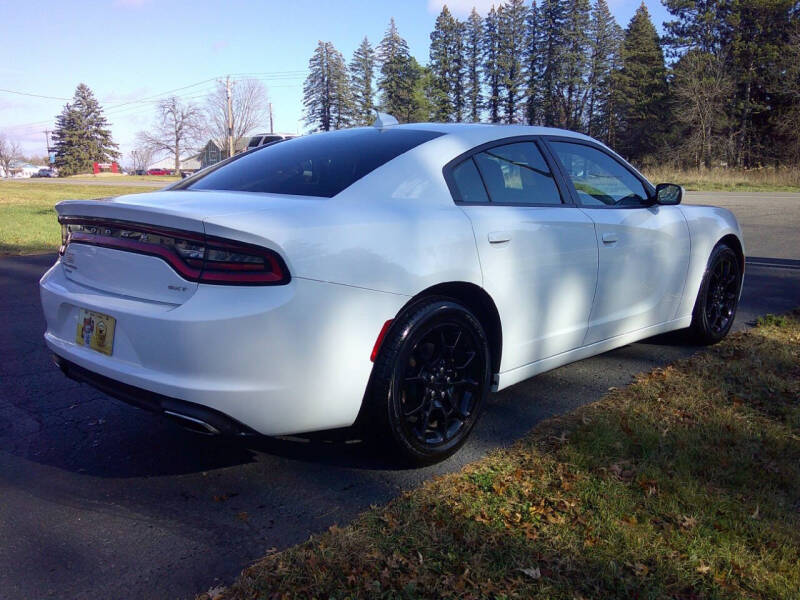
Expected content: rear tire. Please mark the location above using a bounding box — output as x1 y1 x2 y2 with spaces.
689 243 742 345
366 298 491 465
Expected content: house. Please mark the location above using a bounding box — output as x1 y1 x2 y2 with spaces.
146 139 248 174
2 161 42 178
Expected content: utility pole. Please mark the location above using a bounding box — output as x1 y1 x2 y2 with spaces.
226 76 234 157
269 102 274 134
43 130 52 165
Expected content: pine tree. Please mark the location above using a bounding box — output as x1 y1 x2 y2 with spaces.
524 0 543 125
497 0 528 123
465 8 483 122
662 0 726 55
614 3 669 161
560 0 592 130
303 41 353 132
377 18 419 121
482 6 502 123
539 0 567 126
430 6 461 121
52 83 118 176
586 0 621 139
350 37 376 126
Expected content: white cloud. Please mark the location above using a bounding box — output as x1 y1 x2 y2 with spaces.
427 0 499 18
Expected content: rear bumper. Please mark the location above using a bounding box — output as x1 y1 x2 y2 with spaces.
40 260 408 435
54 355 256 435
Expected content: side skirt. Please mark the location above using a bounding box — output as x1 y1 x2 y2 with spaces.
494 316 692 391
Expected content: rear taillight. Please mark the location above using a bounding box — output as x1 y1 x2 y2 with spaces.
59 217 289 286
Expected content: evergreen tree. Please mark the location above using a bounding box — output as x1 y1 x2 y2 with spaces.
662 0 726 55
497 0 528 123
429 6 463 121
586 0 621 139
614 3 669 161
594 20 624 146
350 37 376 126
524 0 543 125
539 0 567 126
482 6 502 123
303 41 353 132
560 0 592 130
52 83 118 176
412 62 437 122
377 18 419 121
465 8 483 122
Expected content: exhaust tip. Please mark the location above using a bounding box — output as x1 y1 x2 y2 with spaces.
164 410 221 435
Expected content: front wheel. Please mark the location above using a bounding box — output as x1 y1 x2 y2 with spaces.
690 243 742 344
366 299 491 465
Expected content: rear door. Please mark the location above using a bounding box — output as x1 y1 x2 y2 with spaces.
446 138 598 372
545 138 690 344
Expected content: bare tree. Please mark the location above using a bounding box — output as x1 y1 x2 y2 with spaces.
206 78 269 158
129 147 154 172
672 50 734 169
138 96 205 172
0 134 23 178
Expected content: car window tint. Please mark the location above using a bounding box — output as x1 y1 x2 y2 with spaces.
472 142 561 205
550 141 649 207
185 128 443 198
451 158 489 203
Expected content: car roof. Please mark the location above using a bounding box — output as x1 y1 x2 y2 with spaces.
387 122 597 144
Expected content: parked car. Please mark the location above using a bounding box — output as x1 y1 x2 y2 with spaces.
245 133 295 151
34 168 56 178
40 122 744 464
146 168 171 176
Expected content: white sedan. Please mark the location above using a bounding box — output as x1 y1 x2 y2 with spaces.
40 121 744 463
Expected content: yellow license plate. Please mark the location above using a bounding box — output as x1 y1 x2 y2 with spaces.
75 309 116 356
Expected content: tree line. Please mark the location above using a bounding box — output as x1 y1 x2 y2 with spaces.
303 0 800 168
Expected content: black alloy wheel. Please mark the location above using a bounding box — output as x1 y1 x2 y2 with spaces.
691 244 742 344
366 299 491 465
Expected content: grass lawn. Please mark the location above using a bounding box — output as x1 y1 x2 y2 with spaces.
0 181 159 255
205 312 800 600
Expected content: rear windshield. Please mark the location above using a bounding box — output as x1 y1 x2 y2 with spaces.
184 128 443 198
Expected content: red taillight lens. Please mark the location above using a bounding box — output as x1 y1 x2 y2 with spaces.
59 217 289 286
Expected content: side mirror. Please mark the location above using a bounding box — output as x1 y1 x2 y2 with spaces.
655 183 683 205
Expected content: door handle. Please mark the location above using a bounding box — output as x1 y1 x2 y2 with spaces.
488 231 512 244
601 232 618 244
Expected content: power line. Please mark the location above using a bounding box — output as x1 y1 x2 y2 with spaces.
0 88 71 101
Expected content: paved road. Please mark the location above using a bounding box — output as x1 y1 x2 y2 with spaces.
1 192 798 599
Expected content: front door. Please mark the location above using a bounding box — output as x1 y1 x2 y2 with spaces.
547 140 691 344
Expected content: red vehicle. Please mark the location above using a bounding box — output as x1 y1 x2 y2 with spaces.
146 168 171 176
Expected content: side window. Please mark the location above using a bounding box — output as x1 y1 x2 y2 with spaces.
473 142 562 205
550 141 650 207
451 158 490 203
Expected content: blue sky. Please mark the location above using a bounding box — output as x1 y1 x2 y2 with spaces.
2 0 670 161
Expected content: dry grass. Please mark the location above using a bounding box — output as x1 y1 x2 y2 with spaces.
644 166 800 192
203 311 800 600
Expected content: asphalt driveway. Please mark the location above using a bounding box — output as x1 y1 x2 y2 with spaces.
1 192 798 599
